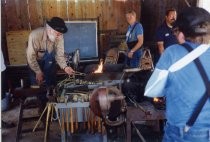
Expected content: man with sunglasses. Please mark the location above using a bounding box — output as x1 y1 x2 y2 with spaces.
155 8 178 64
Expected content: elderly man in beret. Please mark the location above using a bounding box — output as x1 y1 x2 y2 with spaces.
26 17 74 97
145 7 210 142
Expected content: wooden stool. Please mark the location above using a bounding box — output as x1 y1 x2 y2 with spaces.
14 88 46 142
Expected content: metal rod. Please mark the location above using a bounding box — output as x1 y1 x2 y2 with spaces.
87 109 91 132
184 0 191 7
66 108 69 133
131 121 146 142
74 108 78 132
91 111 94 133
83 108 86 130
61 108 65 134
61 108 66 142
70 108 74 133
54 105 61 127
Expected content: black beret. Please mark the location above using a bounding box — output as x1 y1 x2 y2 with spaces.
47 17 68 33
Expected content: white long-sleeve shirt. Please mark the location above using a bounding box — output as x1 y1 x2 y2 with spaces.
1 49 6 72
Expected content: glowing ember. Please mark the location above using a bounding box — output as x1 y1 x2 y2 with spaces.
153 97 159 102
94 59 103 73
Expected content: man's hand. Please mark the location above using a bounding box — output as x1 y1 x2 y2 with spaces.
128 51 134 58
36 72 44 85
64 66 75 75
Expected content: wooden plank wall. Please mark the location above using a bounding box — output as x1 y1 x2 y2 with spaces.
1 0 198 64
1 0 141 64
1 0 141 32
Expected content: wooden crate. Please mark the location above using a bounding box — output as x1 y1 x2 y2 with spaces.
6 30 30 65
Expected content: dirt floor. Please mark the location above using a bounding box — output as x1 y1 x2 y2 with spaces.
1 99 163 142
2 104 60 142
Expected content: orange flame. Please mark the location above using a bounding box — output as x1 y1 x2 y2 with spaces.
153 97 159 102
94 59 103 73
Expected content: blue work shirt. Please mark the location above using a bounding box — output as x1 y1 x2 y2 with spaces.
156 21 178 49
125 22 143 68
126 22 143 42
156 41 210 130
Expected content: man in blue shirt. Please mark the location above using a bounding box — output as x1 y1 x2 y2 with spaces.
125 10 144 68
145 7 210 142
156 8 178 55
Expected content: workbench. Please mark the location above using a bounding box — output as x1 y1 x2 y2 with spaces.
126 102 165 142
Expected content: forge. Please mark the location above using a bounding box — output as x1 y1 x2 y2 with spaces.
47 47 164 142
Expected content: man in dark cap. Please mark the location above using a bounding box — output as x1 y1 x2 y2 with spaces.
26 17 74 96
145 7 210 142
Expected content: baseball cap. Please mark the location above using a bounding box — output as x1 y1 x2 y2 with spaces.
174 7 210 36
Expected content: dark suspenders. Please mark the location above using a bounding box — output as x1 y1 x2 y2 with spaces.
127 23 138 50
181 43 210 132
127 22 138 41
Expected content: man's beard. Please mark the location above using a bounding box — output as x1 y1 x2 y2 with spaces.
170 19 176 25
48 34 56 42
47 29 57 42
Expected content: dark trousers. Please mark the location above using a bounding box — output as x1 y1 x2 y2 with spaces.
29 51 56 87
28 50 56 107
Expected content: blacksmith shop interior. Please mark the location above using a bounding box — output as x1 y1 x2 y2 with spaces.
1 0 210 142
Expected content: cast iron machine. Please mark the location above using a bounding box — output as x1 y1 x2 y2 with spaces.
53 47 157 141
89 86 127 141
55 68 128 141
